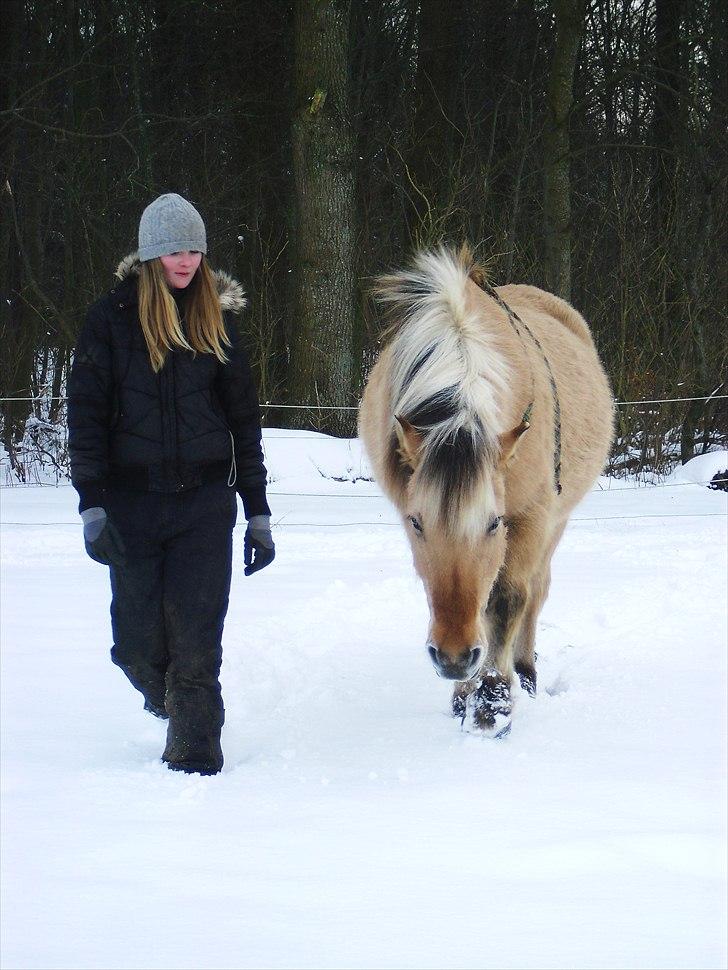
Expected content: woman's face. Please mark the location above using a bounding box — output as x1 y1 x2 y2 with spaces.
159 251 203 289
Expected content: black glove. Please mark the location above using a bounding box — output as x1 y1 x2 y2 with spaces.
81 507 126 566
244 515 275 576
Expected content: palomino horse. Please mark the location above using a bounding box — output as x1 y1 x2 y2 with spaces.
359 246 614 736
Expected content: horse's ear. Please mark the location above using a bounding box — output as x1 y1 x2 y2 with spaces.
499 420 529 465
394 415 423 470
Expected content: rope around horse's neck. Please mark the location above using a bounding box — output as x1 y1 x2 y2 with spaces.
475 277 562 495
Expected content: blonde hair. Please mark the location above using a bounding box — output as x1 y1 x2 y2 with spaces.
138 257 230 372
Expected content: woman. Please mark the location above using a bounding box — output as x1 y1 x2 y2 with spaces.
68 193 274 776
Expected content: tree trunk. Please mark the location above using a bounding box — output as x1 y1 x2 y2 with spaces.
543 0 584 301
289 0 357 434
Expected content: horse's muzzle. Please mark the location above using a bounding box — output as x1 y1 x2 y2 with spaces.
428 644 482 680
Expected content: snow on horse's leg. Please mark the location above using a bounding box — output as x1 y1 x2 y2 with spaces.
460 669 513 738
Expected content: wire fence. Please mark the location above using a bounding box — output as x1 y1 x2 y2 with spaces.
2 473 726 494
2 390 726 488
1 393 727 407
2 511 725 528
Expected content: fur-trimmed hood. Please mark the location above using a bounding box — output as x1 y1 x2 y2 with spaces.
114 252 247 314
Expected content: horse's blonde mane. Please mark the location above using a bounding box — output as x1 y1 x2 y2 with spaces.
375 246 509 534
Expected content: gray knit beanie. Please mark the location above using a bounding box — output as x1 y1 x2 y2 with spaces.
138 193 207 262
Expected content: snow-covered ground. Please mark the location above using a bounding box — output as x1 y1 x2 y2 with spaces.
2 434 726 970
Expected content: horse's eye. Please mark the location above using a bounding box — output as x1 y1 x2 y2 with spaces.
409 515 424 536
487 516 502 535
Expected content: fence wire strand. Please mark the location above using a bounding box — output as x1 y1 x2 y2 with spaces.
3 391 725 495
2 393 727 407
2 510 725 528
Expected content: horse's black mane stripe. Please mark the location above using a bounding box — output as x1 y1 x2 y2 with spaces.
422 420 490 520
404 385 459 430
397 383 496 523
390 277 433 301
402 345 436 393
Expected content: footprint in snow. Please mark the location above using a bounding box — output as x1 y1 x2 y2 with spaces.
544 674 570 697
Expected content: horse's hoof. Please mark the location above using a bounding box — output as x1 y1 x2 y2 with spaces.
451 672 513 734
452 693 467 720
460 673 513 736
461 702 512 738
451 680 476 720
515 661 537 696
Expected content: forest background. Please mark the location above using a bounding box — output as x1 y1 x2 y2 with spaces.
1 0 726 481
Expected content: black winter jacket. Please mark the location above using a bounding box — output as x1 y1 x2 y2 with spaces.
68 254 270 518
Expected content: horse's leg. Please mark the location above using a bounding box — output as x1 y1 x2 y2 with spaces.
452 570 528 734
513 523 565 694
513 568 548 695
455 516 544 734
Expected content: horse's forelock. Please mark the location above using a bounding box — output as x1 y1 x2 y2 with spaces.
417 420 499 536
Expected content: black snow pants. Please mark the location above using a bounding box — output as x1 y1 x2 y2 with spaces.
106 481 237 774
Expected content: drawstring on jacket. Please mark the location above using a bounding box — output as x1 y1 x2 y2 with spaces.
227 430 237 487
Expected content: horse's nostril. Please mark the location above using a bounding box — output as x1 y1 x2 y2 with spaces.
469 647 482 667
428 645 439 664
